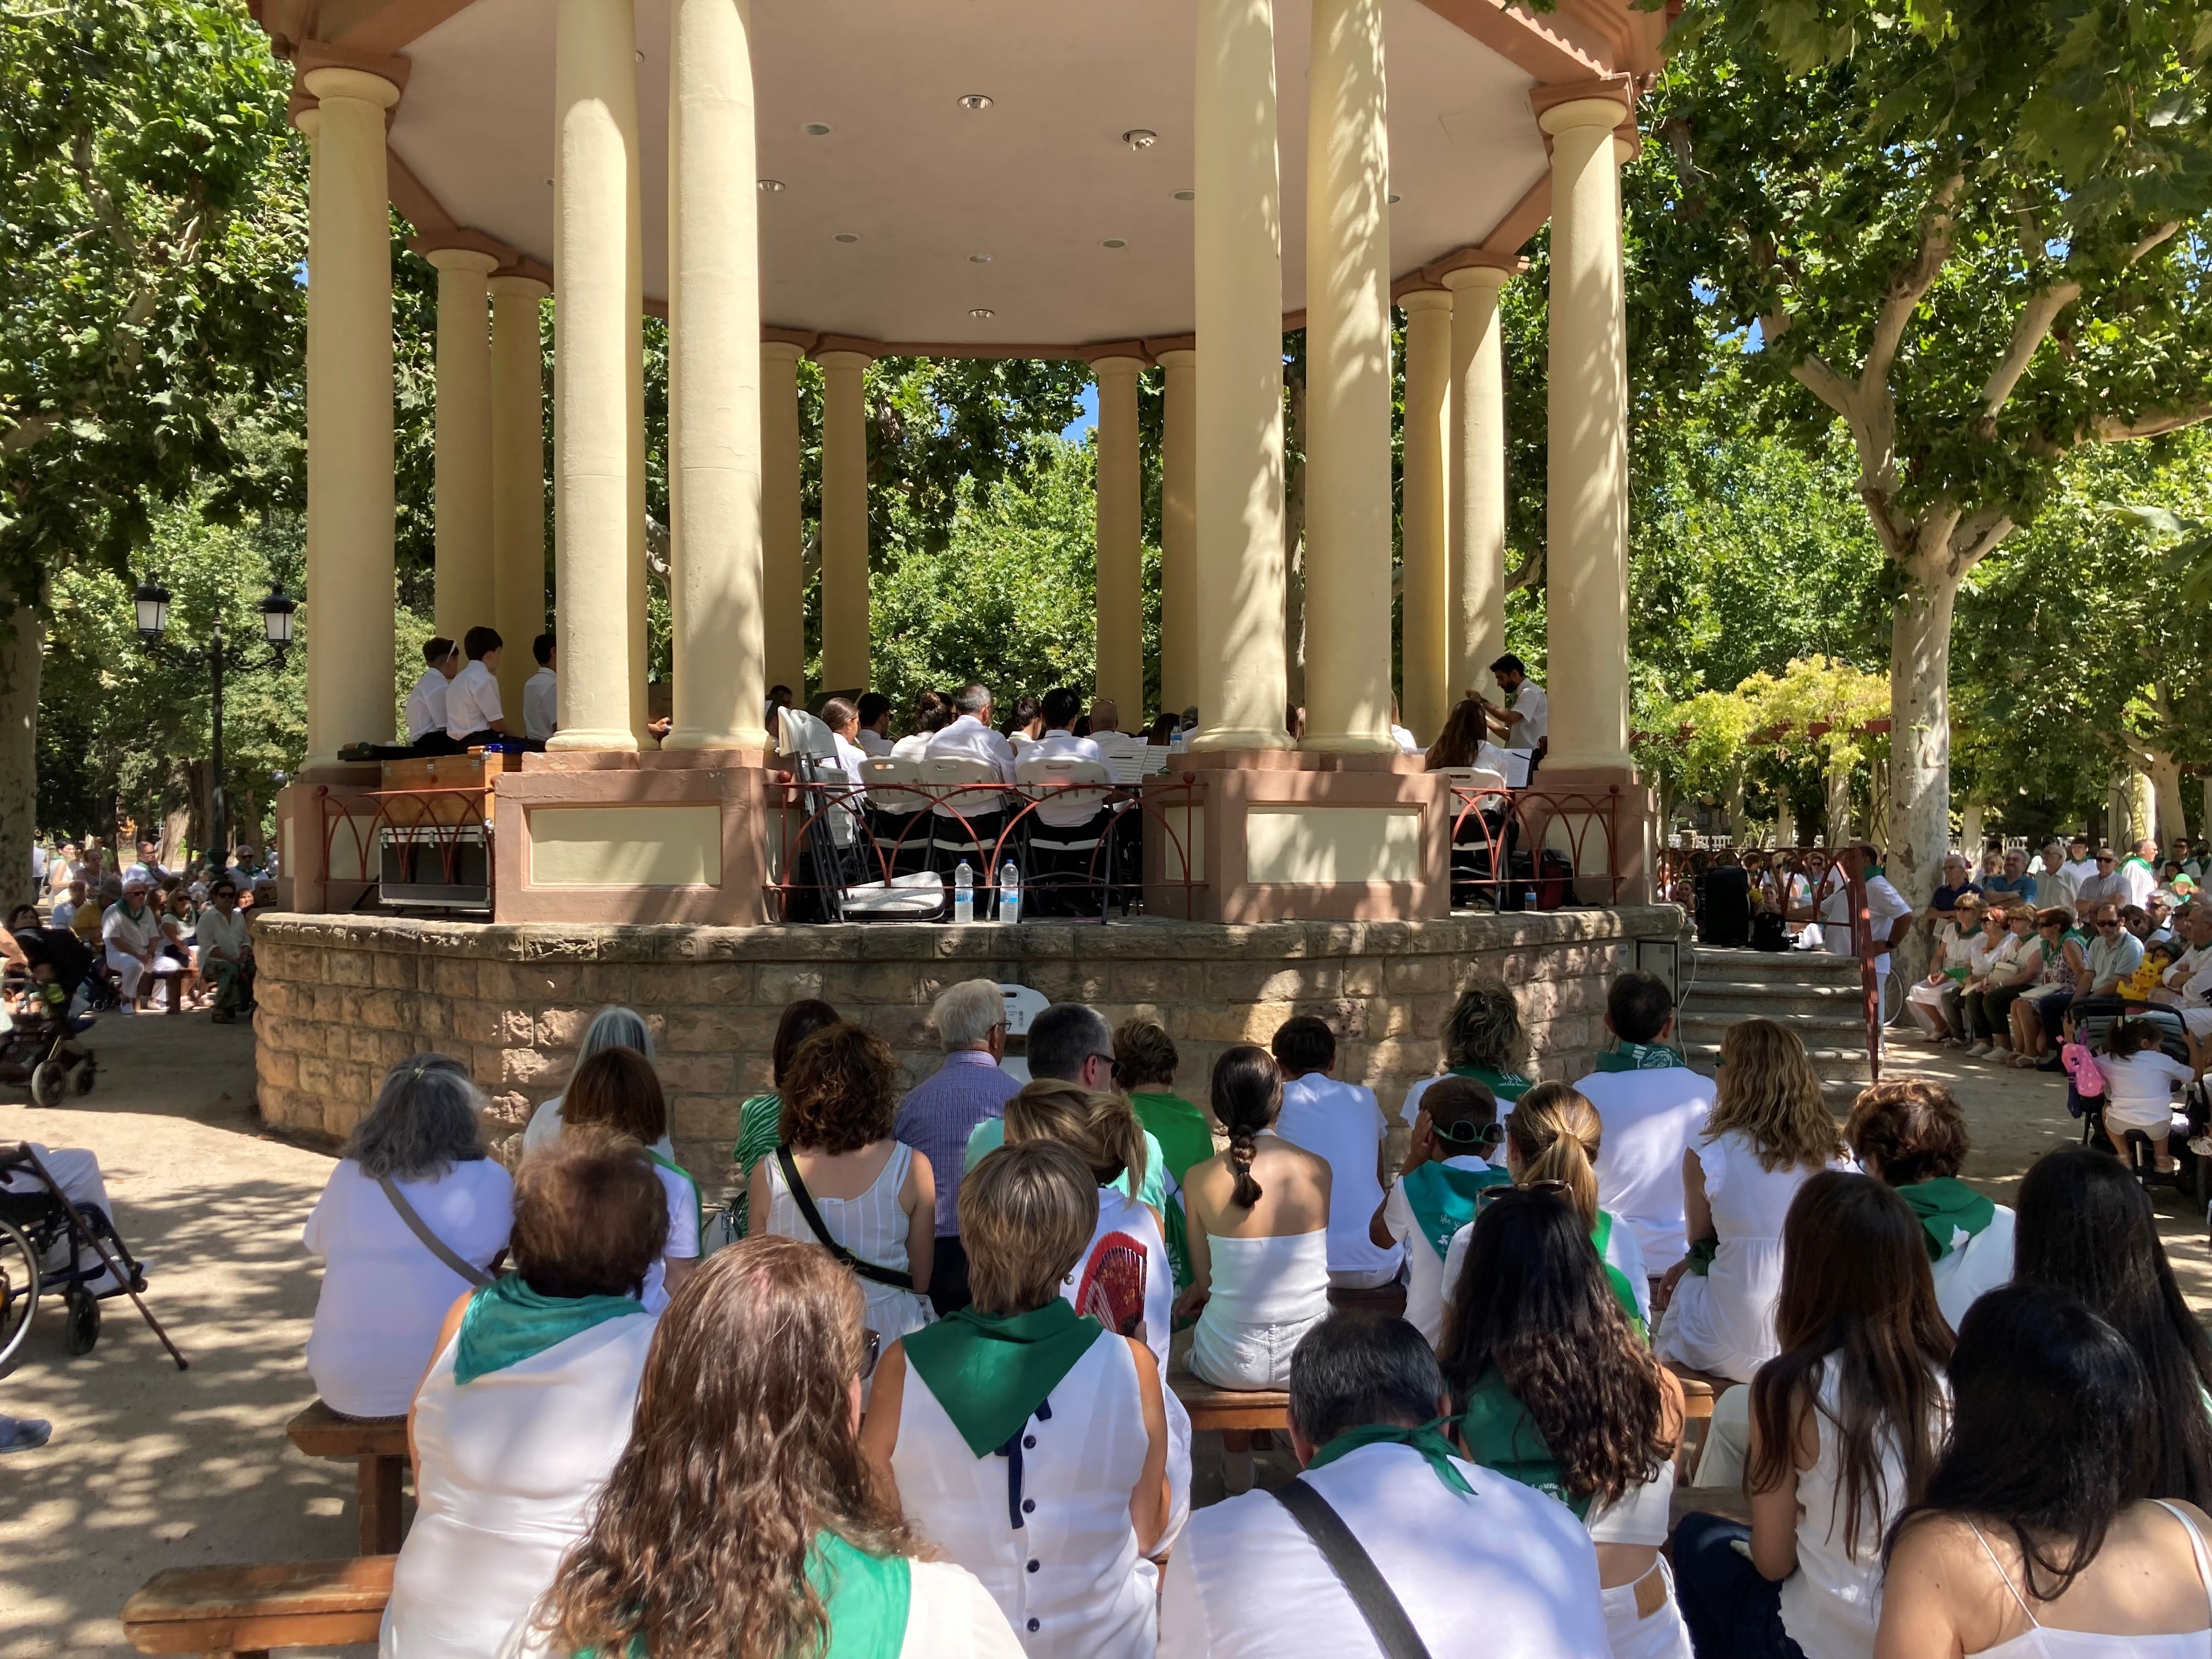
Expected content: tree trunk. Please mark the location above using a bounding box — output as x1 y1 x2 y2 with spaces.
2130 770 2159 853
1959 801 1984 856
1886 565 1962 911
1824 760 1853 846
1776 800 1797 847
0 605 41 911
1725 771 1747 844
2143 748 2186 854
1282 368 1307 714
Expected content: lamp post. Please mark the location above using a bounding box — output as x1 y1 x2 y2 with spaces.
133 579 296 869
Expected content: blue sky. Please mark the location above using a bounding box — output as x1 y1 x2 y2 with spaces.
1063 379 1098 441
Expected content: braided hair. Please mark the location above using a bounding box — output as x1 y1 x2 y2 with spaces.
1210 1045 1282 1210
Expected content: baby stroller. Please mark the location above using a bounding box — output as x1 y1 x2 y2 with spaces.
0 1143 183 1371
0 936 99 1107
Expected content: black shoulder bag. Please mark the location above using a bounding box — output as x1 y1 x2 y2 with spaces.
775 1146 914 1290
1271 1478 1436 1659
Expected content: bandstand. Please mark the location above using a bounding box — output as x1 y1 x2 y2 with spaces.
245 0 1683 1158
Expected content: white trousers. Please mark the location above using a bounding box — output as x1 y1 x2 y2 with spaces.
1691 1384 1751 1489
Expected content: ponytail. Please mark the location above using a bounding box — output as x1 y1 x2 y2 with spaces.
1508 1082 1602 1232
1005 1079 1148 1193
1211 1045 1282 1211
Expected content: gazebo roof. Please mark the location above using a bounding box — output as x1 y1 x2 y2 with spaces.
256 0 1666 354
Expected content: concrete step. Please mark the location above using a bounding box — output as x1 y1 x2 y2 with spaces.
1681 980 1872 1019
1690 946 1864 984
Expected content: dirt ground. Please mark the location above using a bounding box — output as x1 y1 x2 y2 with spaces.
0 1013 2205 1658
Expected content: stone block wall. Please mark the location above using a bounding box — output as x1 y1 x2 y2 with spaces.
252 907 1684 1186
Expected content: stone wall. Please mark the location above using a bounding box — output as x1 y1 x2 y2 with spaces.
252 907 1684 1185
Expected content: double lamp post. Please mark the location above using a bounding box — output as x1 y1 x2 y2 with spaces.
132 579 296 870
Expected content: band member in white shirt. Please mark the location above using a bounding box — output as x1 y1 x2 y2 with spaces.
1475 653 1548 781
446 627 528 748
925 684 1019 785
522 633 558 743
405 637 462 753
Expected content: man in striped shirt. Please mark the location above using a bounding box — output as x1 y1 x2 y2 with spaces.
894 979 1019 1316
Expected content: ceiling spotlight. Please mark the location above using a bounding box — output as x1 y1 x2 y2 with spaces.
970 308 995 318
633 48 644 61
969 253 993 263
803 121 832 137
544 177 554 187
758 178 786 192
958 93 994 110
1122 128 1158 151
833 232 860 243
1172 189 1194 201
1101 238 1126 249
1387 193 1402 204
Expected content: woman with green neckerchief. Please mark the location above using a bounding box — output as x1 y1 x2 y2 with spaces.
728 997 842 1238
1440 1083 1651 1339
862 1141 1170 1659
386 1128 667 1659
564 1048 700 1313
512 1234 1021 1659
1845 1079 2014 1332
1370 1075 1510 1347
1111 1018 1213 1295
1401 977 1534 1130
1437 1187 1691 1659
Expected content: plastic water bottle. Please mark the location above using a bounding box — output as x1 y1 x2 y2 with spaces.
999 861 1022 926
952 860 974 924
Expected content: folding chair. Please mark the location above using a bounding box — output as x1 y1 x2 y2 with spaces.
1015 756 1116 916
776 707 868 922
859 756 933 877
917 757 1008 909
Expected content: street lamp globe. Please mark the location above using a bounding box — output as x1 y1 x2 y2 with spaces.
259 586 297 649
133 578 171 642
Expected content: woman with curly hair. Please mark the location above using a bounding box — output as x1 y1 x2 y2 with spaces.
1440 1187 1689 1659
518 1235 1020 1659
748 1023 936 1359
1654 1019 1853 1383
1402 978 1533 1127
1843 1078 2013 1331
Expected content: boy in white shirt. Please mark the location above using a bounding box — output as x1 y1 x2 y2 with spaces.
1272 1016 1403 1291
445 627 529 747
404 636 461 752
1573 971 1713 1273
522 631 558 742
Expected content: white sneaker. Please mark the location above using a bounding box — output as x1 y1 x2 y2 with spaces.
1966 1041 1991 1057
2189 1136 2212 1159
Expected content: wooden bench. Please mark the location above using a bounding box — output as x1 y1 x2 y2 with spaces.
1169 1370 1291 1434
285 1401 408 1555
1661 1362 1734 1478
1668 1483 1755 1531
121 1555 393 1656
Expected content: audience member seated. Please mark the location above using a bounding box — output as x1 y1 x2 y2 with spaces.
893 980 1016 1316
1925 851 1980 924
1114 1018 1215 1294
561 1048 699 1313
751 1023 936 1356
1983 847 2039 907
302 1054 514 1419
1875 1285 2212 1659
382 1128 663 1659
194 878 253 1022
1576 972 1714 1277
1839 1079 2011 1335
964 1004 1169 1215
1439 1189 1690 1659
1373 1076 1508 1346
1671 1173 1951 1659
1907 890 1984 1043
820 696 872 791
2014 1147 2212 1505
1655 1019 1854 1384
2075 849 2132 916
1403 978 1534 1125
1 1136 126 1297
1175 1047 1333 1415
520 1005 673 1158
2005 906 2084 1067
1159 1312 1610 1659
100 873 172 1011
1269 1016 1402 1294
1443 1082 1649 1331
729 996 842 1241
1960 905 2042 1059
517 1235 1019 1659
862 1141 1170 1659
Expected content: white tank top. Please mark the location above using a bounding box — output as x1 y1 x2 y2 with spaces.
1970 1503 2212 1657
1197 1229 1333 1327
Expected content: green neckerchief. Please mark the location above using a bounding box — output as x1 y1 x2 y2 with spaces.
1306 1419 1473 1497
1400 1160 1512 1260
1451 1064 1533 1103
1681 1237 1718 1277
1898 1176 1997 1264
2125 855 2156 875
595 1533 909 1659
1589 1041 1687 1073
454 1274 648 1386
904 1301 1104 1458
646 1150 702 1249
1589 1211 1648 1344
1454 1370 1590 1518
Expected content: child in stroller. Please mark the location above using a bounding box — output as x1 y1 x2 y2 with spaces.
1 906 98 1105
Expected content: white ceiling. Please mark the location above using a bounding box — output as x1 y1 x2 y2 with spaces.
391 0 1545 347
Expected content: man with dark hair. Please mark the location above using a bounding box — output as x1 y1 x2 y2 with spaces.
1575 971 1712 1274
405 636 462 750
1271 1017 1401 1293
854 691 895 757
1474 651 1547 779
1160 1313 1608 1659
523 631 558 742
445 627 515 745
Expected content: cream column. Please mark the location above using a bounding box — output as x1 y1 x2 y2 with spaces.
550 0 645 751
1398 288 1451 743
1093 355 1146 721
1445 263 1509 704
665 0 766 752
1191 0 1289 751
1157 348 1198 716
301 69 400 771
426 248 499 642
817 348 874 692
293 106 324 753
489 274 549 719
760 341 806 701
1541 94 1633 773
1300 0 1395 753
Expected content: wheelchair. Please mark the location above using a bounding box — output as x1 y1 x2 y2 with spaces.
0 1142 184 1373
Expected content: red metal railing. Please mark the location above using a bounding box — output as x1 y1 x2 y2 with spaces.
318 785 495 913
1446 785 1625 906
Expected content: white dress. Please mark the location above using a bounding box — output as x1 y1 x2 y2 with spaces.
303 1159 514 1419
893 1331 1158 1659
381 1313 657 1659
1187 1228 1332 1390
1654 1132 1847 1384
763 1142 933 1346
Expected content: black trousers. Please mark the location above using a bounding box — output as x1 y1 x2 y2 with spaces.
1671 1513 1808 1659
